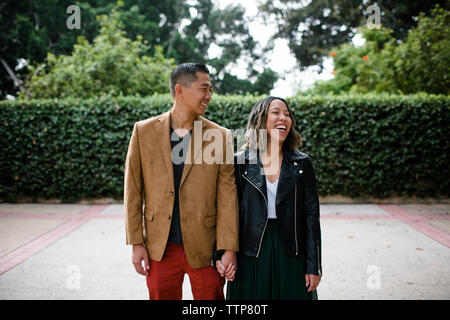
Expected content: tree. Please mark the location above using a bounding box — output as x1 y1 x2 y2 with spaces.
1 0 277 98
306 6 450 95
380 6 450 94
0 0 116 99
253 69 278 95
154 0 277 94
216 69 277 95
259 0 449 70
19 9 175 99
304 26 392 94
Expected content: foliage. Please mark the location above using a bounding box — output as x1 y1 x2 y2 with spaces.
305 26 393 94
0 0 104 98
1 0 277 98
217 69 278 95
1 94 448 201
258 0 449 70
307 6 450 95
379 6 450 94
19 9 176 99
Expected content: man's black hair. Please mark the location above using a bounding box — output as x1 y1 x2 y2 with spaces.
169 63 210 98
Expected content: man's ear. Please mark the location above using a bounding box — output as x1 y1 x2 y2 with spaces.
175 83 183 98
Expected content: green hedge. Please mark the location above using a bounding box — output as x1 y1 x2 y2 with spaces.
0 93 448 201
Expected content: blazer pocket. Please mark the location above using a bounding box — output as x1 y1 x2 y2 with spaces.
144 208 155 222
204 215 216 228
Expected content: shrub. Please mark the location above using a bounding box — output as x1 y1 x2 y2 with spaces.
0 93 448 201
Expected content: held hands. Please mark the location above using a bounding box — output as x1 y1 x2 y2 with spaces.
132 244 150 276
305 273 321 292
215 250 237 281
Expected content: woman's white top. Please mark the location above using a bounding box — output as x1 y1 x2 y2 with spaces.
266 178 279 219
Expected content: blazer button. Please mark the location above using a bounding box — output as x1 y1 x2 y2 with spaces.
168 215 171 220
299 170 303 174
169 191 174 196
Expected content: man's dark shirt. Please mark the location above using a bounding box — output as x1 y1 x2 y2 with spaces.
168 127 191 244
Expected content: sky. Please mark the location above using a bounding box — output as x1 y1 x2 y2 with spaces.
214 0 335 97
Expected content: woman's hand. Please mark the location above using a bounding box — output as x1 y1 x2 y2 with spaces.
305 274 321 292
216 251 237 281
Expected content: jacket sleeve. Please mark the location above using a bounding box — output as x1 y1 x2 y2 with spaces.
303 156 322 276
124 122 145 245
215 129 239 252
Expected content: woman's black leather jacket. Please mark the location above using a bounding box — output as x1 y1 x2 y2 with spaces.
234 149 322 276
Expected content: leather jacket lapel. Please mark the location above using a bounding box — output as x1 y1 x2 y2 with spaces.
275 151 306 206
242 149 307 203
242 150 267 198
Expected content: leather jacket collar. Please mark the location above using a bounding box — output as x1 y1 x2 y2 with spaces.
240 149 308 205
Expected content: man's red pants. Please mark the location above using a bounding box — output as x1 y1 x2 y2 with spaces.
146 243 225 300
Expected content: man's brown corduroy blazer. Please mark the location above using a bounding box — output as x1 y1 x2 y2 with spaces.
124 111 239 268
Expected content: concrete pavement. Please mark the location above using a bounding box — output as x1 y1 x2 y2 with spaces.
0 202 449 299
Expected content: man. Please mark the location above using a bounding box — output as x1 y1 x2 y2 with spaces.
124 63 238 300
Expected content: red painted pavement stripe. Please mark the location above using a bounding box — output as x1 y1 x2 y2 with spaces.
421 214 450 220
0 205 108 275
378 204 450 248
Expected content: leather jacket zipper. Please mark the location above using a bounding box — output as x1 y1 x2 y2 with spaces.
317 240 321 276
242 174 268 258
294 183 299 255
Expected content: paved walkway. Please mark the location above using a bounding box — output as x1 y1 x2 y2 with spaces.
0 203 449 299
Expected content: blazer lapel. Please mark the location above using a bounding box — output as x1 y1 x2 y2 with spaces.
154 111 174 188
179 117 207 189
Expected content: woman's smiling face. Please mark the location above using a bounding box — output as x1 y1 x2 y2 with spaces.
265 99 292 146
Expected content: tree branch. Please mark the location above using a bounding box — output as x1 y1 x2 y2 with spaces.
0 58 23 89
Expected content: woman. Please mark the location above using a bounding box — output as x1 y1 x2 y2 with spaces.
218 96 322 300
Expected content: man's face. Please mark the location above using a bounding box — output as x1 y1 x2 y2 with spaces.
179 72 212 117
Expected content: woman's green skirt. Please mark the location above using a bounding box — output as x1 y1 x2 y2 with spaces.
227 219 318 300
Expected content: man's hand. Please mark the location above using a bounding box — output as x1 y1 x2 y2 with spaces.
132 244 150 276
305 274 321 292
215 250 236 281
